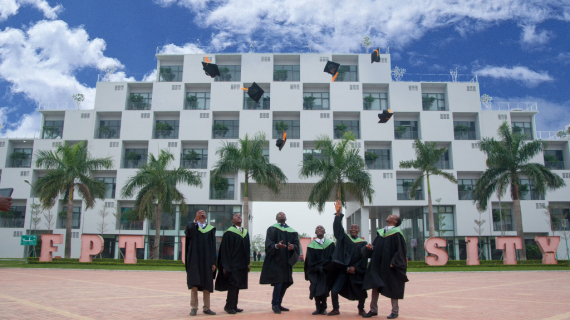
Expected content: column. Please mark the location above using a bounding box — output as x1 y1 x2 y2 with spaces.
360 207 370 243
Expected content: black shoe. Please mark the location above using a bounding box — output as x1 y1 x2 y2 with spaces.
224 307 236 314
272 305 281 314
235 308 243 312
387 313 398 319
203 309 216 315
321 309 328 315
279 306 290 312
362 311 378 318
358 309 367 316
327 309 340 316
189 309 197 316
312 309 321 315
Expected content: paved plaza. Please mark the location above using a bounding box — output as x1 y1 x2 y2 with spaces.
0 269 569 319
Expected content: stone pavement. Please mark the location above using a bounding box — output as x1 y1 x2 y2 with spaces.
0 269 569 319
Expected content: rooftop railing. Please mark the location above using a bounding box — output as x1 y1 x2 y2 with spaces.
38 102 94 111
393 73 478 83
536 131 570 140
481 102 538 112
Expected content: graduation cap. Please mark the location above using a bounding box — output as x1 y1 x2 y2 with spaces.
241 82 264 103
323 61 341 82
275 131 287 151
371 48 380 63
378 109 393 123
201 56 220 78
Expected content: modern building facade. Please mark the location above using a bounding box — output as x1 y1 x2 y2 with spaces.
1 52 569 260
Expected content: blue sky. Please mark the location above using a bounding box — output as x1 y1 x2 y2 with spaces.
0 0 569 138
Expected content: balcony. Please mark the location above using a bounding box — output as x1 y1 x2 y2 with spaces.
154 129 179 139
42 128 63 139
181 159 207 169
493 221 514 232
210 190 234 200
394 128 419 140
397 191 424 200
244 97 270 110
96 128 120 139
119 220 144 231
127 101 151 110
366 159 390 170
158 66 182 82
212 129 239 139
9 153 32 168
545 161 564 170
273 67 300 81
124 158 147 169
458 190 474 200
454 131 477 140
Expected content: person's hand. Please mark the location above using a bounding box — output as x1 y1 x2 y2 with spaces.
0 196 12 212
223 268 226 275
212 265 216 272
390 264 394 268
347 266 355 274
287 243 294 251
247 266 251 272
334 200 342 214
276 240 286 249
366 243 373 250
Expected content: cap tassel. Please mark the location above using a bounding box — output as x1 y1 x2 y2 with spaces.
331 72 338 82
241 87 248 91
388 109 392 113
204 56 211 64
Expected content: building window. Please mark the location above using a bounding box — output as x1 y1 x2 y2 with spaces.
185 92 210 110
150 208 176 231
303 92 329 110
57 206 81 229
118 207 143 230
273 120 300 139
334 120 360 139
493 206 514 232
154 120 179 139
9 148 32 168
214 65 241 82
550 208 570 232
303 149 324 163
454 121 476 140
363 93 388 110
457 179 477 200
511 122 533 140
210 177 235 200
96 177 116 199
124 148 148 169
424 205 454 237
274 65 300 81
336 65 358 82
365 149 391 169
212 120 239 139
97 120 121 139
159 65 183 82
394 121 419 140
42 120 64 139
0 206 25 228
127 92 152 110
397 179 424 200
422 93 446 111
181 148 208 169
434 150 451 169
244 92 270 110
544 150 564 170
518 179 545 200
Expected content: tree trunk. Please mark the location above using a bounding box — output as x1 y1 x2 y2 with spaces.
153 203 161 260
426 175 435 238
513 199 526 260
65 187 74 258
243 174 249 230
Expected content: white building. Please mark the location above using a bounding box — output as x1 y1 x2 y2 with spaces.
1 52 569 260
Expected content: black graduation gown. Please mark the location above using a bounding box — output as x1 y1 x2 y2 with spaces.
185 222 217 292
362 228 409 299
325 214 368 301
304 239 335 299
215 226 251 291
259 224 300 285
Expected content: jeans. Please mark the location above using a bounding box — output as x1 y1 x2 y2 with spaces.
271 282 290 307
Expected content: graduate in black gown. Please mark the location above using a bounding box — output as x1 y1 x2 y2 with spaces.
361 214 409 319
325 200 368 317
259 212 300 314
185 210 217 316
215 213 251 314
304 225 335 315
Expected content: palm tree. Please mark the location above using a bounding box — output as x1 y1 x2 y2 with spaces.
473 122 565 260
121 149 202 260
399 140 457 238
299 132 374 212
33 141 113 258
211 132 287 229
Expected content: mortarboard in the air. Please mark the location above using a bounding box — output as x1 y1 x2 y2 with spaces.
241 82 264 103
323 61 341 82
378 109 393 123
201 56 221 78
371 48 380 63
276 132 287 151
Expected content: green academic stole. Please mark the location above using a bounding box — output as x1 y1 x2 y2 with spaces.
225 226 248 238
346 234 365 243
271 223 296 233
198 224 214 233
307 239 333 250
377 227 404 240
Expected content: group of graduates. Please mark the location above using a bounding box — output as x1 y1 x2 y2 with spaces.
184 200 409 318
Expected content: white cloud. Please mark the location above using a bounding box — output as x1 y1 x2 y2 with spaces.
157 42 205 54
0 0 62 21
474 66 553 86
0 20 124 137
154 0 570 52
520 25 552 46
0 107 42 138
